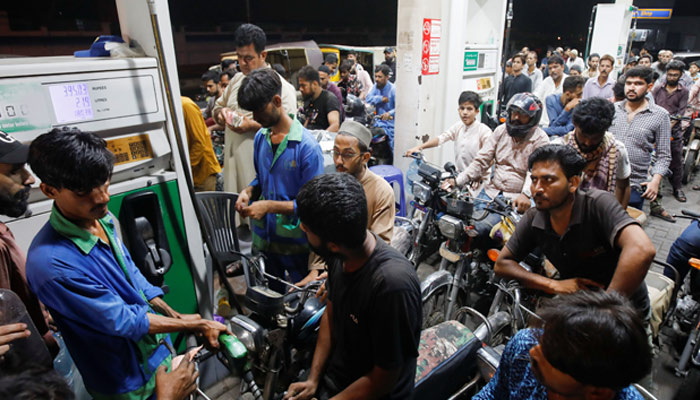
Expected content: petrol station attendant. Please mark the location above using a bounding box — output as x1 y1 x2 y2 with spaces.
26 127 227 400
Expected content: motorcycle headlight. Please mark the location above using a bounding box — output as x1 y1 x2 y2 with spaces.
437 214 464 240
230 315 264 353
412 181 432 203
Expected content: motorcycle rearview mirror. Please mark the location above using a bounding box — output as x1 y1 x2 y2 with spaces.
444 162 457 176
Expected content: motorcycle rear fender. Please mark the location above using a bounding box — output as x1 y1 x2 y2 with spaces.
420 270 468 301
690 138 700 152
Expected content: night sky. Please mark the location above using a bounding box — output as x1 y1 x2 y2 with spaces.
3 0 699 54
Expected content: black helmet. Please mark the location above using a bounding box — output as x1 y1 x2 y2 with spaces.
505 93 542 138
344 94 364 117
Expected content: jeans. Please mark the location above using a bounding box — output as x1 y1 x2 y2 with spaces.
629 188 644 210
670 136 684 191
472 189 507 249
261 252 306 294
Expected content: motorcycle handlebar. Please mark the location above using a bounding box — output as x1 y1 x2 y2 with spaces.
682 209 700 219
492 196 509 211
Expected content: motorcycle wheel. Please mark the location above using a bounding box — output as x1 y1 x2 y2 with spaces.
674 367 700 400
683 148 697 184
422 286 449 329
422 286 467 330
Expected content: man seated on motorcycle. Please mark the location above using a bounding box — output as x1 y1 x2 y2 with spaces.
473 290 652 400
285 173 421 400
296 120 396 287
25 128 228 399
447 92 550 243
365 65 396 149
522 97 632 207
405 91 492 194
495 144 654 321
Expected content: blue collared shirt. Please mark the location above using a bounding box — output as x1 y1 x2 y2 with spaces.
249 116 324 267
366 81 396 143
27 207 170 397
544 93 574 137
473 329 644 400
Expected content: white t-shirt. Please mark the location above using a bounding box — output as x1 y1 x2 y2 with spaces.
534 74 568 127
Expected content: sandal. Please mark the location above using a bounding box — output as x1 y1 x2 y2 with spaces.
693 185 700 191
650 208 676 223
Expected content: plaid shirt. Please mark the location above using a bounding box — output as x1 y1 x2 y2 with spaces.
609 100 671 189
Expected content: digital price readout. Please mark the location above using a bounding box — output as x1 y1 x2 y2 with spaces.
48 83 94 123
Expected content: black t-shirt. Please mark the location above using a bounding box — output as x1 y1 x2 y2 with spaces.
325 236 422 399
505 189 650 316
303 89 341 130
501 73 532 105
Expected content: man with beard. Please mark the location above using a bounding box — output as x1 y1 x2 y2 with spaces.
652 60 689 203
26 127 227 399
382 47 397 83
213 24 297 219
297 121 396 287
608 67 672 219
0 131 58 358
543 75 585 137
582 54 615 100
449 93 549 244
298 66 341 132
495 144 654 320
554 98 631 207
235 69 324 292
317 65 344 119
284 173 421 400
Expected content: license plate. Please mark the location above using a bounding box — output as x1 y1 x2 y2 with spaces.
106 134 153 165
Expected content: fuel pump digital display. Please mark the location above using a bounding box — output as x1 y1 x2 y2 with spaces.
48 83 94 123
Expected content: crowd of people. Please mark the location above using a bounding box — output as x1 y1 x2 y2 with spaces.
0 22 695 400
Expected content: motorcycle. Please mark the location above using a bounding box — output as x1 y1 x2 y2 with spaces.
671 114 700 184
344 94 392 166
421 191 530 332
212 252 326 399
413 310 511 399
404 152 453 266
659 209 700 400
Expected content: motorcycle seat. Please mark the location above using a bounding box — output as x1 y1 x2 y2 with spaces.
414 320 482 399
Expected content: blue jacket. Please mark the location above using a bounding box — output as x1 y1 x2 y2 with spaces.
27 207 171 398
250 116 324 269
544 93 574 137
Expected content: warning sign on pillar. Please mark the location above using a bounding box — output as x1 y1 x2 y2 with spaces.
421 18 440 75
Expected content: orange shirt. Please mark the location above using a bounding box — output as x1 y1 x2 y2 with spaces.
181 97 222 186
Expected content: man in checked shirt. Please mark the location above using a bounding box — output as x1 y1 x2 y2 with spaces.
608 66 672 216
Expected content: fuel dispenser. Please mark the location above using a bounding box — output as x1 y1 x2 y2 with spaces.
0 0 208 317
394 0 509 172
